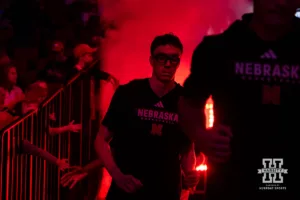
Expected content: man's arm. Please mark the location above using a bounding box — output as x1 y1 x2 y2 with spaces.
179 37 232 164
94 85 143 193
181 143 200 192
94 125 121 178
21 139 59 165
81 159 103 173
94 86 124 178
179 38 213 142
49 126 69 135
181 143 196 173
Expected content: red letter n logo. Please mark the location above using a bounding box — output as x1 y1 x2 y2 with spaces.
151 124 163 136
262 85 280 105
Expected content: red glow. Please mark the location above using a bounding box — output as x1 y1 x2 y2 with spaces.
98 0 253 85
196 164 208 171
97 1 253 196
195 96 215 172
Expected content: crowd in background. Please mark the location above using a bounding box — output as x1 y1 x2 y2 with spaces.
0 2 120 199
0 0 101 129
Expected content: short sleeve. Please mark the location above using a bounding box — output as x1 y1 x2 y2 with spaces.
183 38 213 104
102 86 125 132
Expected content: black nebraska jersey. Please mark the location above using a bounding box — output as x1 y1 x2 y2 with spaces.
103 78 191 200
183 14 298 200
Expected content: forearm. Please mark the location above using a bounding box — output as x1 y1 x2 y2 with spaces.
22 140 58 165
49 126 69 136
82 159 103 173
95 132 120 178
181 143 196 174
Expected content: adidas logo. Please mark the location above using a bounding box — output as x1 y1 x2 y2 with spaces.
154 101 164 108
260 49 277 59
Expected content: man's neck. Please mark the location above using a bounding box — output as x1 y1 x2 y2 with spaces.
249 14 293 41
149 76 176 97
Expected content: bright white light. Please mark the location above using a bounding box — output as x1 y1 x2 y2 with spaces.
295 9 300 18
196 164 208 171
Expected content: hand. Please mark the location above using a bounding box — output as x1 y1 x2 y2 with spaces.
61 167 87 189
56 158 70 171
183 170 201 190
67 120 82 133
109 75 119 88
112 170 143 193
49 112 56 121
196 124 232 163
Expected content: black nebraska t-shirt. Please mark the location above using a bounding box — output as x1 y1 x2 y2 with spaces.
183 14 298 200
102 78 190 200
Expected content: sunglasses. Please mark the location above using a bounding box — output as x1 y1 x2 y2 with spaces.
153 53 180 65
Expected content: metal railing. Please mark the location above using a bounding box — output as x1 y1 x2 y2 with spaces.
0 60 101 200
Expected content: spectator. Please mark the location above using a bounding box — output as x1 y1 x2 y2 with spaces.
23 81 81 135
0 63 24 110
20 81 49 114
37 41 68 84
37 41 72 95
73 43 96 72
14 81 81 170
0 86 18 130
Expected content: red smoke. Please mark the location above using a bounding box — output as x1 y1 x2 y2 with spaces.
98 0 252 85
96 1 252 197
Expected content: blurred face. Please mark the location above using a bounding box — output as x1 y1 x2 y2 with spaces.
82 53 94 64
254 0 300 26
7 67 17 85
150 44 181 83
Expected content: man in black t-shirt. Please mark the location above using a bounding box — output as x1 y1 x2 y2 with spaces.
179 0 300 199
95 34 198 200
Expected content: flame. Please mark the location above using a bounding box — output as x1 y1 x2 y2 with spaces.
205 95 214 129
196 164 208 171
195 96 214 172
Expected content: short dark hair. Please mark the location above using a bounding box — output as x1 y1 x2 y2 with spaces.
150 33 183 55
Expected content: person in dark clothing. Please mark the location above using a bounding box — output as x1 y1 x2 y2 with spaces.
73 43 96 72
37 41 69 84
179 0 300 199
95 34 198 200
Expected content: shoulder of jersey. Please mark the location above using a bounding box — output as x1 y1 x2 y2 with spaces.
202 34 225 44
201 31 231 51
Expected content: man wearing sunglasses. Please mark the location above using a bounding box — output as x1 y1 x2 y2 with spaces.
95 34 199 200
